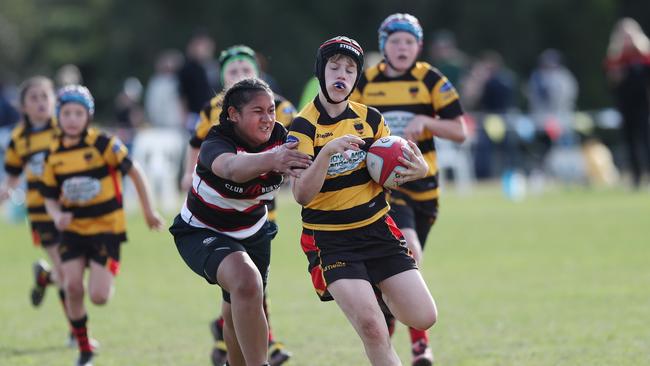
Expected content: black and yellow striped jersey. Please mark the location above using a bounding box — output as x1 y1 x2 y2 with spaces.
351 61 464 201
288 98 391 231
4 118 59 223
189 93 296 148
40 128 133 241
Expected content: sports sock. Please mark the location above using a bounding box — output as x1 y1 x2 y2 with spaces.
70 315 92 353
409 327 428 345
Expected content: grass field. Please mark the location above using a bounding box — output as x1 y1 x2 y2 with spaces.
1 185 649 366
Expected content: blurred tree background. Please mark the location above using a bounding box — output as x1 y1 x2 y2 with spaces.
1 0 648 119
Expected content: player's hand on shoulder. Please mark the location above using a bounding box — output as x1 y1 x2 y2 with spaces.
394 140 428 185
271 142 312 178
323 134 365 157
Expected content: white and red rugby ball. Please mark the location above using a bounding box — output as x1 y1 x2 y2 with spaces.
366 136 411 189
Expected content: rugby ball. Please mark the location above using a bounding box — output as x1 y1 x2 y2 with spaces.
366 136 411 189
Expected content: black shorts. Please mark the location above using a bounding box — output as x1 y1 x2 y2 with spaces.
169 215 276 303
31 221 60 248
389 191 438 250
301 215 417 301
59 232 123 276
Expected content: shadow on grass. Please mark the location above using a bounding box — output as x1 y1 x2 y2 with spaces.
0 345 67 357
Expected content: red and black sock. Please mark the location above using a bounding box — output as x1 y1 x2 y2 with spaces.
409 327 429 345
70 315 93 354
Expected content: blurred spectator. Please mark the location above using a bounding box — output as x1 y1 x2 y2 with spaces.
145 49 184 129
462 51 518 179
177 30 215 132
114 77 145 149
526 49 580 171
55 64 83 87
528 49 578 127
428 30 468 88
605 17 650 188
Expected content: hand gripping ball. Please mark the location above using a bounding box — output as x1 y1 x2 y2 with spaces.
366 136 411 189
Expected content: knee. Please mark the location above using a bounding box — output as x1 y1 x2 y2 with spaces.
89 290 110 305
229 267 263 301
357 316 389 345
410 308 437 331
64 280 84 299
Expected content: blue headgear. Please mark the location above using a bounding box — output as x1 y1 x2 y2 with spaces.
378 13 424 54
56 84 95 118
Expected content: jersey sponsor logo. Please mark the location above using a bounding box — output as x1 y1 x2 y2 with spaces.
327 150 366 176
203 237 216 245
27 152 46 177
243 183 282 196
382 111 415 138
61 176 101 203
317 132 333 139
286 135 299 144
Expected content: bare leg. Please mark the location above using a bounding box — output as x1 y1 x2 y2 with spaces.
401 228 423 264
377 270 437 330
328 279 401 366
61 258 86 319
87 261 114 305
222 301 245 366
217 251 268 366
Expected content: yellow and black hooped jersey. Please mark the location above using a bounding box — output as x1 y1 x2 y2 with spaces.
3 119 59 223
189 93 296 148
351 61 464 201
288 98 391 231
40 128 133 241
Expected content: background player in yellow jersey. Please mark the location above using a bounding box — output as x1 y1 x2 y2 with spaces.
289 36 436 366
351 14 468 365
179 45 294 366
40 85 163 366
0 76 75 337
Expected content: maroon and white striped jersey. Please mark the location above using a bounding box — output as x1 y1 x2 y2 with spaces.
181 122 286 239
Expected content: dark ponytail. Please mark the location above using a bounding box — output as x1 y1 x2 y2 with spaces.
218 78 273 125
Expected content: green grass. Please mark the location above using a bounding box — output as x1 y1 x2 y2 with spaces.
1 185 649 365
